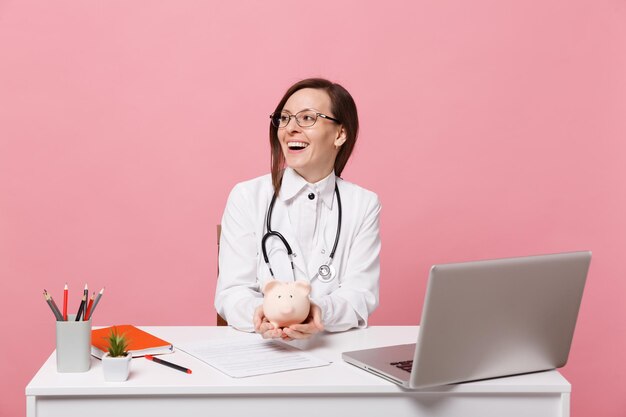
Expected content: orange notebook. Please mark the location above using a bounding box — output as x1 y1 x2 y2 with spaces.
91 325 174 359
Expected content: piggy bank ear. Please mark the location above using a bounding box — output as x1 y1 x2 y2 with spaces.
263 280 280 295
294 280 311 296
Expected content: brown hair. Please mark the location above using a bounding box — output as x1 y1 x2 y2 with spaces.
269 78 359 193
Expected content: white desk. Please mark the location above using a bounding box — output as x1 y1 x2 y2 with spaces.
26 326 571 417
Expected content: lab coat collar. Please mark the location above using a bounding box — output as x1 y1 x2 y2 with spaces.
279 167 336 209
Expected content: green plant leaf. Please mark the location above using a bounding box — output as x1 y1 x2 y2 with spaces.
106 327 130 357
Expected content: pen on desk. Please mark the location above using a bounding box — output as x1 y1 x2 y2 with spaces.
145 355 192 374
75 286 87 321
84 292 95 321
43 291 63 321
87 287 104 320
63 283 68 321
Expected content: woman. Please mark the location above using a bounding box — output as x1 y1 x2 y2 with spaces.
215 78 381 340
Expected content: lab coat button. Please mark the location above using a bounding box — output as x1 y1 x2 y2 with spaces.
308 193 315 200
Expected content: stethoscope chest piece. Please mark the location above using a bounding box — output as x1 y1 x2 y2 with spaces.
317 263 335 283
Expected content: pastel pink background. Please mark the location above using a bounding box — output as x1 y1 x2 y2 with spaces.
1 1 624 415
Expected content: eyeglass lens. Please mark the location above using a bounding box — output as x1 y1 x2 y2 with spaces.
271 110 318 128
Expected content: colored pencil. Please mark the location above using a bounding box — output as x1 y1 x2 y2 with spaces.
84 292 95 321
63 283 68 321
145 355 192 374
43 291 63 321
75 290 87 321
87 287 105 320
81 283 88 320
44 290 63 320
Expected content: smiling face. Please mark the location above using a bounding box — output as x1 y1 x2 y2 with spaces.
278 88 346 183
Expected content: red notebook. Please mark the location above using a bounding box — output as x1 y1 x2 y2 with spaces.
91 325 174 359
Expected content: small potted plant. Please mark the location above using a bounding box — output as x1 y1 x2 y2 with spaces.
102 327 131 382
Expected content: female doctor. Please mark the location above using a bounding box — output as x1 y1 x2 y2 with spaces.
214 78 381 340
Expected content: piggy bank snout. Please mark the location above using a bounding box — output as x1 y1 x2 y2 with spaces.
263 280 311 327
280 305 295 315
277 296 302 314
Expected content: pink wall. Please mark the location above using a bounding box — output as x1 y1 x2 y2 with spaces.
1 1 625 415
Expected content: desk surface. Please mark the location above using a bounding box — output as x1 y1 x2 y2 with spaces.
26 325 569 396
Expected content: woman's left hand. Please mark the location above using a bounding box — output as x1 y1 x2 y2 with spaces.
282 303 324 340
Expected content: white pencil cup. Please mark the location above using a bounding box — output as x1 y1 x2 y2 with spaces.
56 314 92 372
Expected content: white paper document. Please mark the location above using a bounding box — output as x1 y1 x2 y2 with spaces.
177 338 331 378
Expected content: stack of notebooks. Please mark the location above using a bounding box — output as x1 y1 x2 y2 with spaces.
91 325 174 359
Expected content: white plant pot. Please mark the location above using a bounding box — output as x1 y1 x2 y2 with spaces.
102 353 131 382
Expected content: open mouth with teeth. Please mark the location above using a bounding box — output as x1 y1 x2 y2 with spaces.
287 142 309 151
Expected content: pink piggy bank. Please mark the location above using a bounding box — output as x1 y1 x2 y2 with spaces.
262 280 311 328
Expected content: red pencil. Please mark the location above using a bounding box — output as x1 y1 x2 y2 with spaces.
63 283 68 321
84 292 95 320
86 287 104 320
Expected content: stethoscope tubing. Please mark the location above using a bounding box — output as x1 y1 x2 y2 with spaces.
326 183 341 262
262 183 342 282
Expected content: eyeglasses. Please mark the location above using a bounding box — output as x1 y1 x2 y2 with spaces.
270 109 341 128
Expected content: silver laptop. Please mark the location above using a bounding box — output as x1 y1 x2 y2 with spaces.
342 251 591 389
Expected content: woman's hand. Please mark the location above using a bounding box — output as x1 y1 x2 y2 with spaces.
254 303 324 340
283 303 324 340
253 305 284 339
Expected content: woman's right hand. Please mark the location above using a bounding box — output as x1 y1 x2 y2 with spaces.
253 305 285 339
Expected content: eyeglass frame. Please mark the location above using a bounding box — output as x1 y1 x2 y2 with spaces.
269 109 341 128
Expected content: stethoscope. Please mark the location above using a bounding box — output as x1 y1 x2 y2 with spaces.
261 183 342 283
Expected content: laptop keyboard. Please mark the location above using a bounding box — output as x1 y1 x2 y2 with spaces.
390 360 413 372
